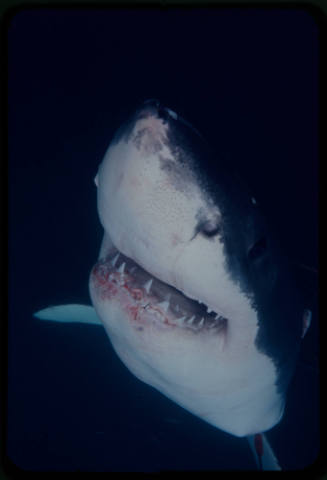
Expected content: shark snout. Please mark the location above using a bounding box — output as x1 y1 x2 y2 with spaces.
139 98 178 123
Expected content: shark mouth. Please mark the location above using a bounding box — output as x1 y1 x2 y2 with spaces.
91 248 228 334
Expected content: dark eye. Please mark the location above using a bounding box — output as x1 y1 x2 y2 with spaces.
200 220 221 237
248 237 267 261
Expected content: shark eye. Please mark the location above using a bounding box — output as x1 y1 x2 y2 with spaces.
248 237 267 261
200 220 221 237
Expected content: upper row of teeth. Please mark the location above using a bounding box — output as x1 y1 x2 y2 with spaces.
110 252 224 329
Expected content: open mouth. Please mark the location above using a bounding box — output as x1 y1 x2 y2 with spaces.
91 248 228 334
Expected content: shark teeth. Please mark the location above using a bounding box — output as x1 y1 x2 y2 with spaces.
186 315 196 325
143 278 153 294
175 316 186 326
157 300 170 312
111 253 120 266
118 262 126 273
106 250 228 333
172 314 226 331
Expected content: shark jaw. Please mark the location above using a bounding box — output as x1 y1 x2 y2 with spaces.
90 246 228 338
88 244 285 438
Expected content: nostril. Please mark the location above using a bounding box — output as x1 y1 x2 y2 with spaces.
248 237 267 261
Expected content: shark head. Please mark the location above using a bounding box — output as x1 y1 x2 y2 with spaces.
89 100 303 437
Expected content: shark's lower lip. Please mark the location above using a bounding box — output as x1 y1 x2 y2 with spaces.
92 248 228 332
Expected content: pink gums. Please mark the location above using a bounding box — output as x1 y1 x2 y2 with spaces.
90 260 176 330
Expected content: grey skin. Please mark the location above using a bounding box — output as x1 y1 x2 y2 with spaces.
35 100 306 467
106 99 303 394
89 99 304 438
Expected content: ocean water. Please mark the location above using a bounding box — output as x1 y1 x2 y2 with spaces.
7 7 319 472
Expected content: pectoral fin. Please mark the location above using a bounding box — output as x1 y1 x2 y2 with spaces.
34 304 102 326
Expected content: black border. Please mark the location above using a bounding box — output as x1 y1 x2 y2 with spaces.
1 2 325 478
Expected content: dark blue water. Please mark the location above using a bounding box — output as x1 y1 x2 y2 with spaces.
7 7 319 471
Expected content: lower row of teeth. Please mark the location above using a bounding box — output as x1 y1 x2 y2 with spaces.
108 253 226 331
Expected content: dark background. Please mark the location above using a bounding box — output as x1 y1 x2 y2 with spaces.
7 6 319 471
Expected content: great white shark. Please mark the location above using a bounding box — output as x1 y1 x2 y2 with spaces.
35 99 312 470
